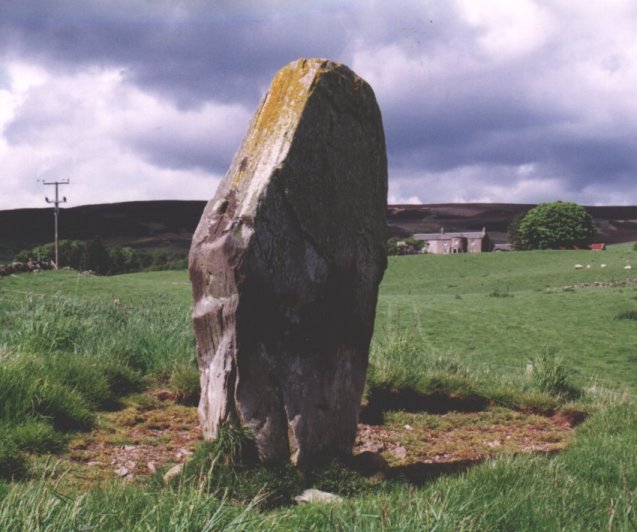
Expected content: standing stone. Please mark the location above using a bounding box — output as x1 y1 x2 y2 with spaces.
189 58 387 468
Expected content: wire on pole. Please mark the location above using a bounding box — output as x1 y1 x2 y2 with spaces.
39 179 70 269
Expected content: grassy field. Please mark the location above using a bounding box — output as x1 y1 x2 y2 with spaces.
378 247 637 393
0 246 636 530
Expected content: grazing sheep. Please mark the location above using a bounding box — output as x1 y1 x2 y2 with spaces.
586 264 591 269
574 264 584 270
625 265 632 270
601 264 607 268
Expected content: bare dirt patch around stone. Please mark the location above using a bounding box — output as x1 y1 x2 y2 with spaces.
65 391 200 484
355 408 573 465
59 392 578 487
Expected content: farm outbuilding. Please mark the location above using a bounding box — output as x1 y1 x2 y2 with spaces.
413 227 491 254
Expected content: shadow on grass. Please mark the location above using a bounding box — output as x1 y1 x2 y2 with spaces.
388 459 480 486
383 447 566 486
361 386 489 425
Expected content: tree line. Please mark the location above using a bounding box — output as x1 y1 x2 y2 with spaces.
14 240 187 275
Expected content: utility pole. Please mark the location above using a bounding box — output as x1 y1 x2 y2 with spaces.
41 179 70 269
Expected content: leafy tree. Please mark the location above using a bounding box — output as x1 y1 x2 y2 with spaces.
515 201 596 250
57 240 84 268
109 246 141 274
82 239 111 274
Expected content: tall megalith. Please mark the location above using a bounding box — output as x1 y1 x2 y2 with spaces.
189 58 387 468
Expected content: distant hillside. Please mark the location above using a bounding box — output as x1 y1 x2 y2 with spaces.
387 203 637 246
0 201 204 263
1 200 636 262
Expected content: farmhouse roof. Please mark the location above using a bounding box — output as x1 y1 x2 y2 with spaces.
413 228 488 241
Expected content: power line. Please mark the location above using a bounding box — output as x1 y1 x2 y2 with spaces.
39 179 70 269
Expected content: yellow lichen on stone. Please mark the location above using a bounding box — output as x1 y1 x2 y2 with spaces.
222 58 369 219
228 59 316 190
252 60 313 141
227 59 349 192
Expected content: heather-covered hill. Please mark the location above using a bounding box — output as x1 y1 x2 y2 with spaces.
1 201 636 262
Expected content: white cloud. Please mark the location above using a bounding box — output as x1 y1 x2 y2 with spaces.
387 180 423 205
456 0 555 61
390 163 567 205
0 63 232 209
2 1 637 209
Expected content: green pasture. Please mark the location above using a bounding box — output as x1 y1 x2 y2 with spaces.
2 245 635 392
379 248 637 393
0 246 636 530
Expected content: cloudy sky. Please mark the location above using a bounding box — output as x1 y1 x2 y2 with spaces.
1 0 636 210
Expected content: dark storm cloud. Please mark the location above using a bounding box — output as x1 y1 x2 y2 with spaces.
2 0 637 207
121 108 250 174
0 0 351 106
128 130 231 173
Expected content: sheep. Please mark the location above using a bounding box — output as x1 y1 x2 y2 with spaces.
574 264 584 270
601 264 607 268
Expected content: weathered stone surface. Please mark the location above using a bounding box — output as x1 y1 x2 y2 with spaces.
189 58 387 468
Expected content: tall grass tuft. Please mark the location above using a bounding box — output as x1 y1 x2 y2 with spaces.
1 293 193 374
0 434 26 480
169 362 200 406
0 290 192 476
0 362 94 431
175 425 303 510
0 472 254 530
367 332 582 414
530 351 581 401
616 309 637 320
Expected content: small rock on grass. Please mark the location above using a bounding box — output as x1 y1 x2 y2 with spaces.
114 466 129 477
391 445 408 460
163 463 184 484
294 489 343 505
